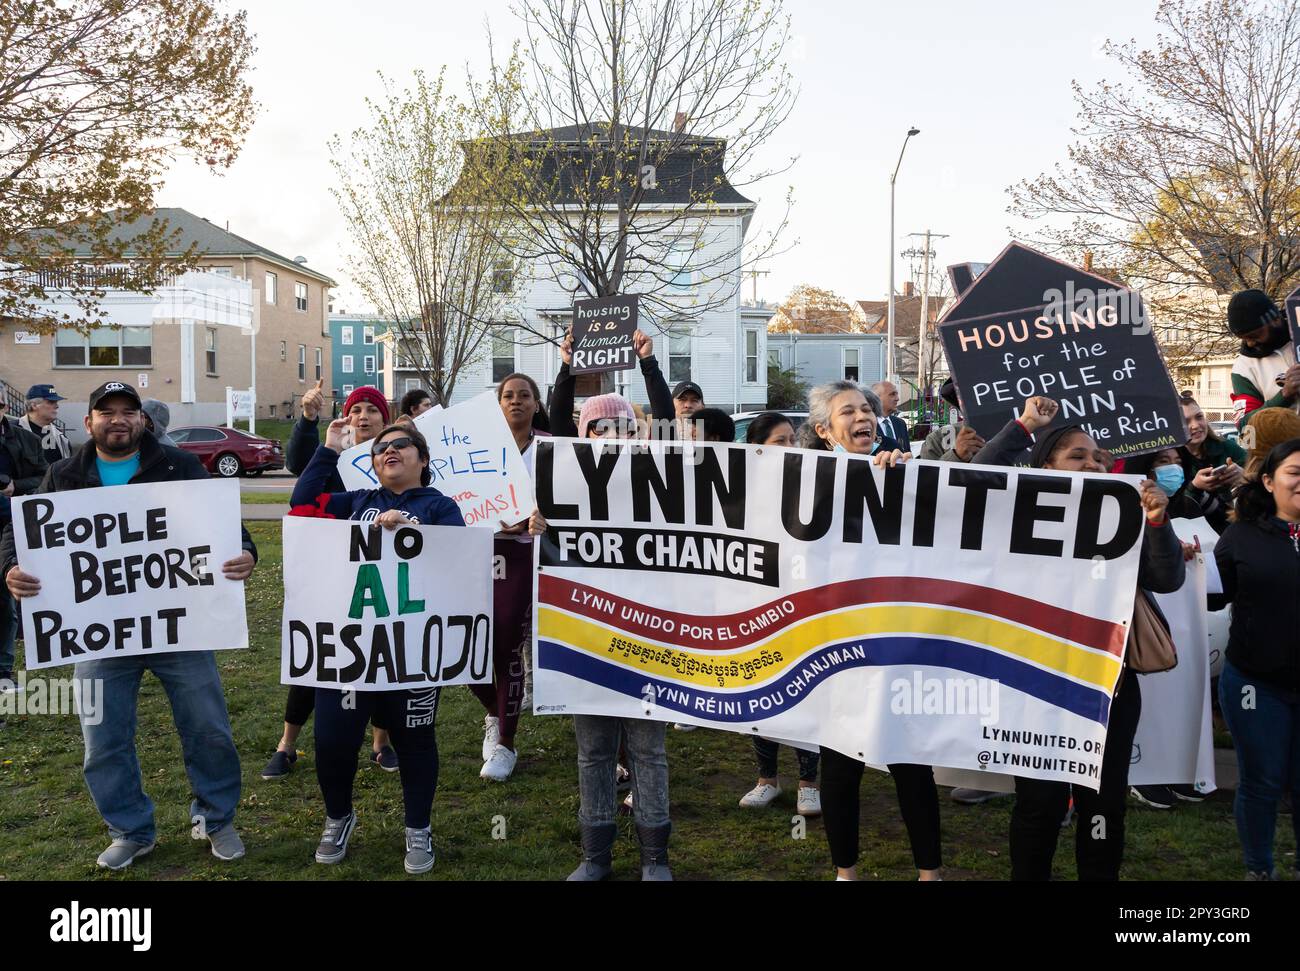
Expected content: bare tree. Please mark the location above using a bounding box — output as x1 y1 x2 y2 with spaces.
0 0 256 330
466 0 797 338
1009 0 1300 364
330 70 527 404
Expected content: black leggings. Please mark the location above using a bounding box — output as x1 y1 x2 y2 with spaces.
314 687 441 828
1010 671 1141 881
285 684 387 732
819 749 942 871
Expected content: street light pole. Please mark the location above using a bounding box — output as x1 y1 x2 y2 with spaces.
887 127 920 385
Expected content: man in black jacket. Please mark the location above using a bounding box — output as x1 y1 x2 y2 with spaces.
0 401 46 685
1 382 257 871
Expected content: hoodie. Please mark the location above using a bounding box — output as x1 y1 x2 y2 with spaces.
141 399 177 448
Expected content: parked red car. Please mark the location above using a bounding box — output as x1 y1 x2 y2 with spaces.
169 425 285 478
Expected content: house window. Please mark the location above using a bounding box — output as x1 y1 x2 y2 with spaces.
269 404 277 418
668 240 695 290
745 328 760 383
54 325 152 367
403 378 423 395
491 260 514 294
295 282 308 312
211 267 233 277
340 325 354 346
342 384 354 395
265 272 277 305
363 325 376 345
843 348 860 383
364 355 376 374
768 348 783 369
315 347 323 381
342 354 354 373
298 344 306 380
205 328 217 375
492 329 515 383
669 330 692 384
280 340 287 361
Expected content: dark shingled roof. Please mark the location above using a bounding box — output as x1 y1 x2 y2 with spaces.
38 207 336 285
461 123 754 208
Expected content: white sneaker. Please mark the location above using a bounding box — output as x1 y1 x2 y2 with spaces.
673 723 697 732
797 786 822 817
480 744 517 782
739 782 781 808
622 790 634 812
481 716 500 762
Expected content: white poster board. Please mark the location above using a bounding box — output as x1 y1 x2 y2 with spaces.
12 479 248 669
280 517 494 691
336 391 534 529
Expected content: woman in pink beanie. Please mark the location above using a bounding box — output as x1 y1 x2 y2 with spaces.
577 393 637 438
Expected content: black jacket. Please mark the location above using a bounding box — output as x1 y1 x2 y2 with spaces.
548 355 676 438
1209 517 1300 692
0 435 258 577
0 417 49 496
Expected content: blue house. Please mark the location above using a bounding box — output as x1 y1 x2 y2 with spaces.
329 314 388 398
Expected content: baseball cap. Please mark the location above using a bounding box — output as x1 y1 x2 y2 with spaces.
672 381 704 401
26 384 65 401
88 381 143 411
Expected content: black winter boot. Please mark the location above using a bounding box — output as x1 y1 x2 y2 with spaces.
636 822 672 881
566 822 616 881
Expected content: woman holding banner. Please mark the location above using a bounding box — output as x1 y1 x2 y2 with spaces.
264 385 399 780
566 393 675 881
1210 438 1300 881
799 380 943 881
470 373 551 782
974 396 1185 880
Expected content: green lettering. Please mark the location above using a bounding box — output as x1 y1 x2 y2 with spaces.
348 564 390 619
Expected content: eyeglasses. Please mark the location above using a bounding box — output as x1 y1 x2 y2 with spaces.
372 437 415 456
590 419 635 437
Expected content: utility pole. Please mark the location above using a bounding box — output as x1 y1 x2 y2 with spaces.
903 230 948 420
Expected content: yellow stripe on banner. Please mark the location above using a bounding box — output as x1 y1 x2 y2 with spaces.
537 604 1122 692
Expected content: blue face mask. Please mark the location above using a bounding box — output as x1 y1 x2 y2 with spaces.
1154 464 1185 497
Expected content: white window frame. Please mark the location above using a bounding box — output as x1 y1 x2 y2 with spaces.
489 327 516 386
205 327 218 375
315 347 323 381
341 354 354 373
295 282 308 312
364 354 376 374
298 344 306 381
340 325 354 346
842 346 861 383
744 327 761 384
363 325 376 345
265 271 277 305
668 327 693 384
54 325 153 368
342 384 354 395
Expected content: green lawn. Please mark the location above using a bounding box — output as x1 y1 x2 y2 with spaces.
0 521 1290 881
239 492 292 505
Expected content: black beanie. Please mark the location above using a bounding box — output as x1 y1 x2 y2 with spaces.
1227 289 1280 336
1029 424 1085 469
940 379 960 410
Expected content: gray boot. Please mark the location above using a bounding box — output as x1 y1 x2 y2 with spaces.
636 822 673 881
566 822 616 881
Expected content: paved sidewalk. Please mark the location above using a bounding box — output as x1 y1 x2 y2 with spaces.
242 504 288 521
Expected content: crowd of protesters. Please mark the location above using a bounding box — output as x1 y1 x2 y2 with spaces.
1 288 1297 881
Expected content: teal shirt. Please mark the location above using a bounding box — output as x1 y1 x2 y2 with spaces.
96 453 140 487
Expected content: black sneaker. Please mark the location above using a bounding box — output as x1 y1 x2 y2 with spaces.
261 749 297 779
369 745 399 772
1171 783 1206 803
1131 785 1176 809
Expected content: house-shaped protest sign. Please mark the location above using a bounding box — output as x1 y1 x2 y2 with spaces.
938 242 1185 458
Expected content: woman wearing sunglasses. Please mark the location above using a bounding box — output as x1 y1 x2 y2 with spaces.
289 421 541 874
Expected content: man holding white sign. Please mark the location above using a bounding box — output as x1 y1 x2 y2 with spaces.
0 382 258 872
286 418 543 874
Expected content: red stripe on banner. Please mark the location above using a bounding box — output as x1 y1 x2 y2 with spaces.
537 573 1127 656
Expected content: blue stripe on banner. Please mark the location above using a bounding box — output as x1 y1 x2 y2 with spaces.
538 635 1113 727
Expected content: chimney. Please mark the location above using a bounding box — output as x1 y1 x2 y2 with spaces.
1083 251 1094 272
903 281 915 298
673 112 687 133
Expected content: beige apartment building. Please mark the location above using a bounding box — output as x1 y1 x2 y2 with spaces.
0 208 334 438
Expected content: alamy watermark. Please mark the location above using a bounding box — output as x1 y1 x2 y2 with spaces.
0 673 103 725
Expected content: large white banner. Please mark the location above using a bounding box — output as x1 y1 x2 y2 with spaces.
280 517 495 690
533 439 1149 790
336 391 534 529
13 479 248 669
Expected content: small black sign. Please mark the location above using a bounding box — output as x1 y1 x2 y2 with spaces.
571 294 639 375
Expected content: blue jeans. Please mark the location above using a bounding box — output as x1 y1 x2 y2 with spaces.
1219 661 1300 875
574 715 670 828
75 651 242 845
0 581 15 673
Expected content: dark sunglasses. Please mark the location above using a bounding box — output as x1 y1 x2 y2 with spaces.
372 437 416 456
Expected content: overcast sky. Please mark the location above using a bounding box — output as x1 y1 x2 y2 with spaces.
157 0 1166 311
